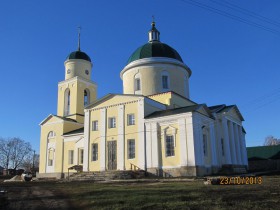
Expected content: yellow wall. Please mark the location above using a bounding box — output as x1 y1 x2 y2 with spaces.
148 92 195 109
39 116 83 174
122 64 190 98
159 124 181 168
57 77 96 123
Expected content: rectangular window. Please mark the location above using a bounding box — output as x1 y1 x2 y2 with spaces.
108 117 116 128
79 148 84 164
68 150 74 164
162 75 169 89
128 139 135 159
92 143 98 161
127 114 135 126
166 135 175 157
203 134 208 156
92 120 98 131
221 138 225 156
135 78 141 91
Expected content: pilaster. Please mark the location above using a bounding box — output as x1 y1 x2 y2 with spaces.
178 118 187 166
222 117 232 164
117 105 125 170
228 121 237 164
83 110 90 171
100 108 107 171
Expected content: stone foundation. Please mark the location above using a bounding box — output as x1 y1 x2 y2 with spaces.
36 172 64 179
147 166 220 177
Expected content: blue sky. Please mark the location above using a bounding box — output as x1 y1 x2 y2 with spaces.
1 0 280 152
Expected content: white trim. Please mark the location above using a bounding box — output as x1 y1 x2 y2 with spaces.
117 105 125 170
234 123 242 165
137 99 145 169
100 108 106 171
63 136 83 142
120 57 191 79
145 123 152 168
151 122 159 168
222 117 232 164
58 76 97 89
161 165 181 169
228 121 237 164
209 122 218 166
178 118 187 166
83 110 90 171
185 114 196 166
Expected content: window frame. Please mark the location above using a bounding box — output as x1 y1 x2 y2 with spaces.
108 117 116 128
135 78 141 91
92 143 98 161
165 135 175 157
127 114 135 126
92 120 98 131
68 150 74 165
128 139 135 159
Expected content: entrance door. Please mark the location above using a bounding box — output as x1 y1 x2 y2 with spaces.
107 141 117 170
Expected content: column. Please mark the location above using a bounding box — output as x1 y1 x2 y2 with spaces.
145 123 152 168
233 123 242 165
137 99 145 169
178 118 187 166
151 122 159 168
209 122 218 166
100 108 106 171
83 110 90 171
228 121 237 164
193 115 204 166
185 114 196 166
222 117 232 164
117 105 125 170
238 126 248 165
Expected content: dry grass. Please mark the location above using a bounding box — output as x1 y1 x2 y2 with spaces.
1 175 280 209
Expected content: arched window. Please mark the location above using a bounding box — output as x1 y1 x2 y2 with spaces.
84 89 90 106
47 131 56 139
134 73 141 94
64 88 70 116
161 71 170 90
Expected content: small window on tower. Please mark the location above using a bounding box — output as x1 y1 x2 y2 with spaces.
84 89 90 106
85 70 89 75
162 75 169 89
135 78 141 91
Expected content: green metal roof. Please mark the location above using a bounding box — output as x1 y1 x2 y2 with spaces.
127 42 183 64
66 50 91 62
247 145 280 160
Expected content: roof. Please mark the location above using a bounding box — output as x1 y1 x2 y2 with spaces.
247 145 280 160
63 127 84 136
127 42 183 64
209 104 244 121
145 104 213 119
66 50 91 62
39 114 77 126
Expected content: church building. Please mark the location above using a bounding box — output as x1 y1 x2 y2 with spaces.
39 22 248 178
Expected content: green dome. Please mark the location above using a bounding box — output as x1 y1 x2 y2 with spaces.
127 42 183 64
66 50 91 62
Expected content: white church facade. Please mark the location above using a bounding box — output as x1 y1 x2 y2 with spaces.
39 22 248 178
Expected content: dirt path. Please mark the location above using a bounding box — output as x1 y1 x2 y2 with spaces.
1 184 71 210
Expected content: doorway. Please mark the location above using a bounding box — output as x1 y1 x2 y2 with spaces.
107 141 117 170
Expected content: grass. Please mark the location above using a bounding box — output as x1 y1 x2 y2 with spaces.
1 175 280 209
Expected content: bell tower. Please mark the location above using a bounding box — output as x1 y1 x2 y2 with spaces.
57 28 97 123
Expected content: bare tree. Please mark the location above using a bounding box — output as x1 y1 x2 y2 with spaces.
21 152 39 172
0 137 33 170
264 135 280 146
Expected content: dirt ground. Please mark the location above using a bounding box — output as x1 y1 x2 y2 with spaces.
0 182 74 210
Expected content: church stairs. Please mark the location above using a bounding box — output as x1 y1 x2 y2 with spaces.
68 170 147 181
